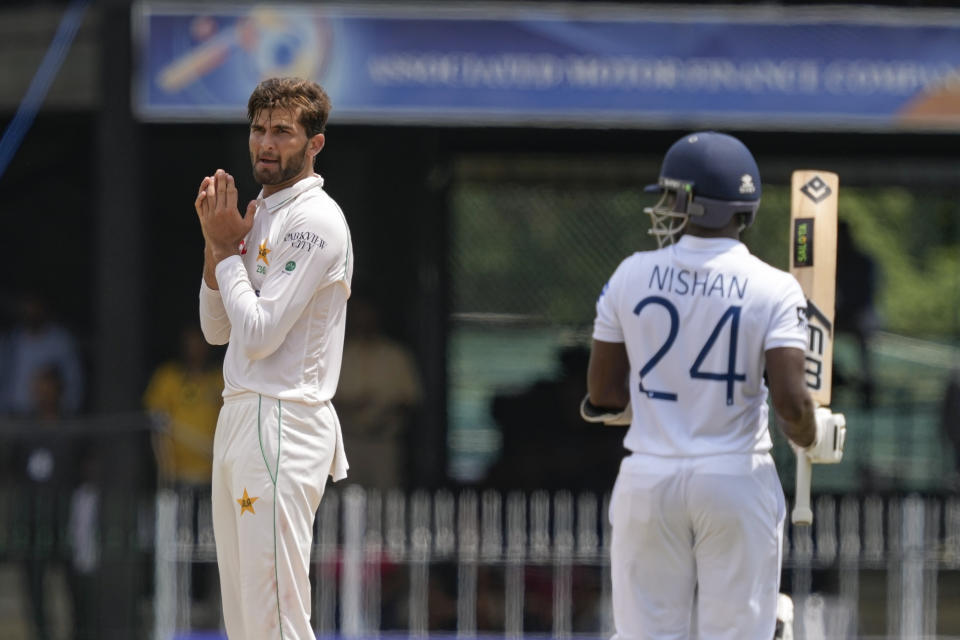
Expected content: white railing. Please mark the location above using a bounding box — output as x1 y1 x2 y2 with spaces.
153 487 960 640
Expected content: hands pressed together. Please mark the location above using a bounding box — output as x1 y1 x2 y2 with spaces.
195 169 257 263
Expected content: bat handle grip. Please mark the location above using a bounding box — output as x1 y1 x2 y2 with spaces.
792 453 813 525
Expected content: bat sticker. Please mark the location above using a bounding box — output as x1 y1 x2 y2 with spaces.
800 176 832 203
793 218 815 267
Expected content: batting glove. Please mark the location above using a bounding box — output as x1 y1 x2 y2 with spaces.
804 407 846 464
579 394 631 426
775 594 794 640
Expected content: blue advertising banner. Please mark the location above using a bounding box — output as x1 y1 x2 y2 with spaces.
133 3 960 130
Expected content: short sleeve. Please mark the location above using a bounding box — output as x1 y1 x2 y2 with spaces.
592 259 628 344
764 275 808 352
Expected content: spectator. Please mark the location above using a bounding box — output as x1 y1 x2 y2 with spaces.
11 367 75 640
336 296 422 490
835 221 879 408
143 325 224 488
0 291 85 416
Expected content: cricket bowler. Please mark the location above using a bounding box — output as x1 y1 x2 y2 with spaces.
194 77 352 639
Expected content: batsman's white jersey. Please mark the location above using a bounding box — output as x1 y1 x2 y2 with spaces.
199 173 352 640
594 235 807 640
594 235 807 456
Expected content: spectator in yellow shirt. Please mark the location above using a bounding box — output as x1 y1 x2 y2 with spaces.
144 325 224 487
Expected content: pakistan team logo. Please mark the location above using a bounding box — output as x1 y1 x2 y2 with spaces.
285 261 296 272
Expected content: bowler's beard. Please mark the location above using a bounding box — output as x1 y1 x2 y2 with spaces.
251 141 309 186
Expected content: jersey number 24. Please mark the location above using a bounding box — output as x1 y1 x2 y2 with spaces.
634 295 746 405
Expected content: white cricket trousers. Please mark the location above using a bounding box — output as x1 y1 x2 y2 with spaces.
212 392 346 640
609 452 785 640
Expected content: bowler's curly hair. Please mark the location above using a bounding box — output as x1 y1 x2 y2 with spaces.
247 77 332 137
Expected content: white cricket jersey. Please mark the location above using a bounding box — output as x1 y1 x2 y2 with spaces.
199 174 353 404
593 235 807 457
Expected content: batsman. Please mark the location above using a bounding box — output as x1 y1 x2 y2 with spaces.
582 132 846 639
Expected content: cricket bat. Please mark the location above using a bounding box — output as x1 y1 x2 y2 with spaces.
789 170 839 526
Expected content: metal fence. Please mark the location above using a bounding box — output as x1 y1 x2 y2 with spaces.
154 486 960 640
0 414 158 640
4 413 960 639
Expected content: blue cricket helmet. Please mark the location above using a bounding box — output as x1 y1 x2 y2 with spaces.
644 132 761 240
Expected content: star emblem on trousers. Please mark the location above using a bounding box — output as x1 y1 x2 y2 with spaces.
237 488 259 515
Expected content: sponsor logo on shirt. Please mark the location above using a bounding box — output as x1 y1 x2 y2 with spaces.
284 230 326 253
